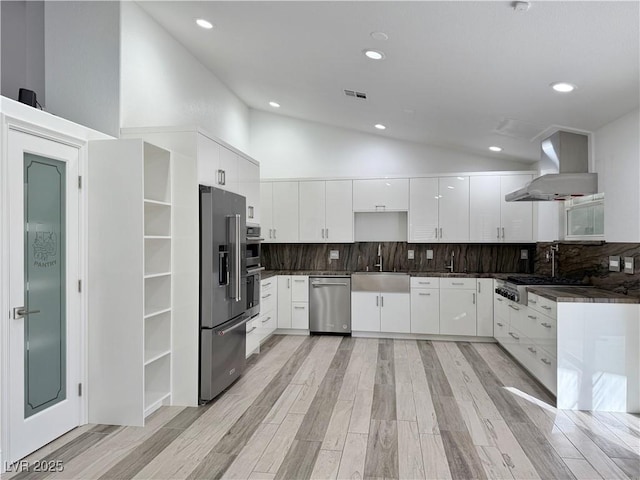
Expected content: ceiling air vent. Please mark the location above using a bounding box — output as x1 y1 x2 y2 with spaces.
344 89 367 99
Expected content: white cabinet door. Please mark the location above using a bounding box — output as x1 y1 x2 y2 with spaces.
351 292 380 332
476 279 494 337
409 178 439 242
438 177 469 242
291 302 309 329
325 180 353 242
238 157 260 225
353 179 409 211
291 276 309 302
272 182 299 242
299 181 326 242
261 182 274 242
500 175 533 242
218 146 238 192
196 135 219 187
470 176 501 242
380 293 411 333
440 289 477 336
277 276 292 328
410 289 439 334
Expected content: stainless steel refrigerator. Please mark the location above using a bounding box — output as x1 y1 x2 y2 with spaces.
199 185 248 403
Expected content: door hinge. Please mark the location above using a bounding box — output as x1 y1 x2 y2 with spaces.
78 280 82 292
78 383 82 396
78 175 82 189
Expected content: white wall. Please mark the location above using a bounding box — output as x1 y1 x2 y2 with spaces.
1 1 45 104
250 110 533 179
44 1 120 137
594 108 640 242
120 2 250 152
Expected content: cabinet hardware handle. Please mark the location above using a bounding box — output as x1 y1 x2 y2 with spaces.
381 296 384 307
472 293 476 304
248 206 254 219
376 296 379 307
502 227 505 239
496 298 503 302
247 325 257 333
287 278 290 288
419 292 431 296
508 305 520 311
529 299 537 304
263 282 271 287
321 228 325 239
496 322 504 327
269 229 273 239
478 282 481 293
452 282 464 285
435 228 438 239
217 169 224 185
294 306 306 310
541 358 552 365
541 305 552 310
273 228 277 239
440 227 443 238
262 293 272 299
497 227 500 239
508 332 520 340
419 281 430 285
326 228 329 238
528 347 537 354
294 279 305 283
527 315 537 320
541 322 552 328
262 316 271 323
375 205 386 210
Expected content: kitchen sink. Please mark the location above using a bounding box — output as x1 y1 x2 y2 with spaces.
351 272 410 293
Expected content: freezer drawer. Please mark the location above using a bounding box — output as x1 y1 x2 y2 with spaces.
309 276 352 334
200 314 249 402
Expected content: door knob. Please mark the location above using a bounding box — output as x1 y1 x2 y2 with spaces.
13 306 41 319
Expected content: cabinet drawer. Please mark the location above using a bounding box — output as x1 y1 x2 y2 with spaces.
261 290 276 314
258 310 277 339
261 278 275 293
532 313 557 354
440 278 476 289
246 318 260 357
291 302 309 329
528 292 557 318
291 276 309 302
494 317 509 345
411 277 440 288
536 347 557 395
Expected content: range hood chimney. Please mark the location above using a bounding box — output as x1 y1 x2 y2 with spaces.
505 131 598 202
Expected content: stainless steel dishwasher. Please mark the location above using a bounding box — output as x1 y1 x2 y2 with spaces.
309 276 352 334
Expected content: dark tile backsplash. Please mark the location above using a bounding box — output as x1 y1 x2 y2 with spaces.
262 242 534 274
535 242 640 297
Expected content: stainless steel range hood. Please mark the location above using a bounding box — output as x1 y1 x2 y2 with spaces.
505 131 598 202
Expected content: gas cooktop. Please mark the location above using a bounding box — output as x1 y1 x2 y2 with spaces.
496 276 585 304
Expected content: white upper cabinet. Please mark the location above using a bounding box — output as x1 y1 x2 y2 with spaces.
237 156 260 225
353 178 409 211
409 178 439 242
325 180 353 242
299 180 353 243
261 182 274 242
299 181 326 242
470 176 502 242
272 182 299 242
217 146 239 192
196 134 219 188
438 176 470 242
500 175 533 242
470 175 533 242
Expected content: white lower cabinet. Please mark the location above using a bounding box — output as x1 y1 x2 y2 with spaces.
439 281 477 336
246 317 260 357
248 277 278 358
352 292 410 333
476 279 494 337
410 289 440 334
276 275 309 330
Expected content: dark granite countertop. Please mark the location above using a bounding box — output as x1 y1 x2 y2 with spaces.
527 286 640 304
262 270 538 280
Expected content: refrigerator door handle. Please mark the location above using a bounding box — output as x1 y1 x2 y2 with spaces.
233 214 242 302
216 315 251 336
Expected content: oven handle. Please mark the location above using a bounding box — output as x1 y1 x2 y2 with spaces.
246 238 265 243
247 266 265 274
216 315 251 336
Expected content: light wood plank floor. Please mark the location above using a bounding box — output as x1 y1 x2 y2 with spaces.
5 335 640 480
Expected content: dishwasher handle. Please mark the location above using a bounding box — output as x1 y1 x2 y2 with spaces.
311 282 349 287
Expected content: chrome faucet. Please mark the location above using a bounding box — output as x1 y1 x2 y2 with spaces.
445 251 455 272
374 244 383 272
548 244 559 277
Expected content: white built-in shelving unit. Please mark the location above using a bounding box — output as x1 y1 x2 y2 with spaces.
88 139 173 425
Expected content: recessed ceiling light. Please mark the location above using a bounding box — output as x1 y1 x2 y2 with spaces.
196 18 213 29
457 176 465 180
551 82 576 93
447 185 455 189
370 31 389 41
374 124 386 130
269 101 280 108
489 146 503 152
364 50 385 60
